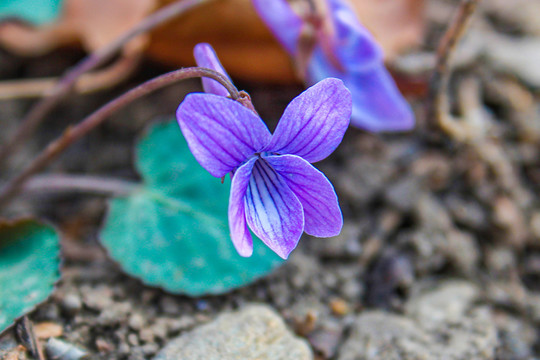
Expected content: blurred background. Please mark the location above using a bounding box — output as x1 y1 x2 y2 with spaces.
0 0 539 359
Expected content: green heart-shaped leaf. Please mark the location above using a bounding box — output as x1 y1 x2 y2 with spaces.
0 219 61 334
100 120 283 296
0 0 63 25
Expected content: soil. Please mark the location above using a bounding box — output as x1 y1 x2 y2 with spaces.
1 0 539 359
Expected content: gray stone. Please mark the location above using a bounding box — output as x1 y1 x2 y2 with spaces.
339 281 498 360
405 281 479 330
45 338 88 360
409 195 480 275
61 292 83 314
154 305 313 360
385 176 422 212
338 311 430 360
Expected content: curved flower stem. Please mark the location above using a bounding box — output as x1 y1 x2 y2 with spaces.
0 0 212 165
23 174 139 197
0 67 240 208
429 0 481 133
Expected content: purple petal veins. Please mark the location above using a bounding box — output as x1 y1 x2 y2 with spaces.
228 158 257 257
176 93 271 178
193 43 233 97
244 159 304 259
265 154 342 237
264 78 351 163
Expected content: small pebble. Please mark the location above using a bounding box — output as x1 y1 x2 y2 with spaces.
329 298 350 316
61 293 82 314
128 333 139 346
128 313 146 331
45 338 87 360
95 339 113 353
307 324 343 358
139 328 155 343
159 297 180 315
150 318 170 339
168 316 196 332
81 285 113 310
141 343 159 355
118 343 131 356
294 311 318 336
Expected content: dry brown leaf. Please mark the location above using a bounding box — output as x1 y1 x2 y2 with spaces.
65 0 156 52
0 0 155 56
0 0 425 84
353 0 425 60
147 0 425 82
147 0 297 83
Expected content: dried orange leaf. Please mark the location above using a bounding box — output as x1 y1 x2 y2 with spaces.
0 0 154 56
147 0 296 83
34 322 64 339
147 0 425 82
352 0 425 60
0 0 425 83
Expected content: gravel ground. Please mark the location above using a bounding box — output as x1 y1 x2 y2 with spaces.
1 0 539 359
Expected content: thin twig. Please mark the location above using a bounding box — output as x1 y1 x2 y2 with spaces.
0 53 140 100
429 0 481 133
15 317 45 360
428 0 530 206
0 67 240 207
0 0 211 164
23 174 139 196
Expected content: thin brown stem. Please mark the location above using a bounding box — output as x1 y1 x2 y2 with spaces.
15 317 45 360
0 53 140 100
0 0 211 164
0 67 239 208
23 174 138 196
429 0 481 131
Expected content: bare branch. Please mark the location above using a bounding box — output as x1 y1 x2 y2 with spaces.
429 0 481 133
23 174 139 197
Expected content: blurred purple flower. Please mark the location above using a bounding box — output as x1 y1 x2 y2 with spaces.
177 77 351 259
252 0 414 132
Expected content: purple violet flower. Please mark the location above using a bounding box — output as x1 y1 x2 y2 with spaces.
178 48 351 259
251 0 415 132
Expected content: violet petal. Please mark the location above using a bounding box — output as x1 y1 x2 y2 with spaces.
264 78 351 163
266 154 342 237
228 158 257 257
193 43 232 97
176 94 271 178
244 159 304 259
308 53 413 133
325 0 383 69
306 0 414 132
347 66 415 132
251 0 303 55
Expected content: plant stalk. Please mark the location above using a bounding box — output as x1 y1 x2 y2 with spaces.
0 67 239 208
23 174 139 196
